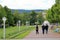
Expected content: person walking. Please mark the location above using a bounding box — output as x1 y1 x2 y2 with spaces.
42 20 50 34
36 24 39 34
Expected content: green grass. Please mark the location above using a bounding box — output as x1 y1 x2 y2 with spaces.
15 31 30 39
0 26 35 39
14 27 35 39
0 28 3 39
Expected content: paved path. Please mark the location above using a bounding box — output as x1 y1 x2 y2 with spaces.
23 28 60 40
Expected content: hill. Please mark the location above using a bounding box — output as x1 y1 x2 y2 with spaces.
11 9 45 13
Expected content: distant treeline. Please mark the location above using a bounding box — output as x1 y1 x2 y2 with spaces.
11 9 45 13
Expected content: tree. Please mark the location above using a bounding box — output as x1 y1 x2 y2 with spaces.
37 12 44 24
56 0 60 4
51 1 60 23
46 9 53 23
13 10 21 25
30 11 37 25
46 0 60 23
4 6 14 26
0 5 6 24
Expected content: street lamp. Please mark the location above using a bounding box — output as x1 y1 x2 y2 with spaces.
2 17 7 40
18 20 21 32
26 21 29 27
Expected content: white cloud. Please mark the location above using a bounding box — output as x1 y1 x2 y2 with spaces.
0 0 55 10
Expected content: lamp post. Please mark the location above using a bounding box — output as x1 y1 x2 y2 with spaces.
17 22 18 27
2 17 7 40
18 20 20 32
26 21 28 26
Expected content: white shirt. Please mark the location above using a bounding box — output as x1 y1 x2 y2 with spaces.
42 21 50 27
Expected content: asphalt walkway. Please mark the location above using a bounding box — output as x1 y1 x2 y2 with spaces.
23 28 60 40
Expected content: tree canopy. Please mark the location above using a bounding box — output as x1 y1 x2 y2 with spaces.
46 0 60 23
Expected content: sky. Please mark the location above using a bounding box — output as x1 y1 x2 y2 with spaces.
0 0 55 10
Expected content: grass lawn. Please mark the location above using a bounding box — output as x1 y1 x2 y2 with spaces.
14 27 34 39
0 28 3 39
0 26 35 39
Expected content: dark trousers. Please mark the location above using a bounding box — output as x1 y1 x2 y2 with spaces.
36 30 39 34
42 26 48 34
